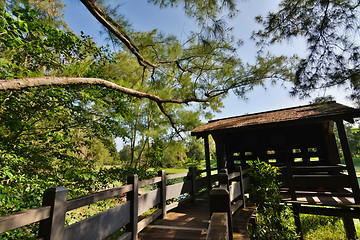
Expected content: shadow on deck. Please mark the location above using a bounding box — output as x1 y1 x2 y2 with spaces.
139 197 255 240
138 200 209 240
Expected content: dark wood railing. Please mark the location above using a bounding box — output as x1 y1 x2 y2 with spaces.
207 167 251 240
0 167 219 240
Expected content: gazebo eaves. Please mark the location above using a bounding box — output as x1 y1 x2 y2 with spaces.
191 101 360 137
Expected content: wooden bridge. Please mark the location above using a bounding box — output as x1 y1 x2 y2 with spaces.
138 195 255 240
3 102 360 239
0 167 253 240
2 163 360 239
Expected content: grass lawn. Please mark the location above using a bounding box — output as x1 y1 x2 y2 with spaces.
301 215 360 239
353 157 360 172
162 167 188 174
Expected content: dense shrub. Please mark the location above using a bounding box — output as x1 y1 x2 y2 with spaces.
247 160 297 239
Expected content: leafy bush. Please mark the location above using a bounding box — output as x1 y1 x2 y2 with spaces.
248 160 297 239
301 214 346 239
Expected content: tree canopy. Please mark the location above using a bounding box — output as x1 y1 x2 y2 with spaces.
254 0 360 101
2 0 359 118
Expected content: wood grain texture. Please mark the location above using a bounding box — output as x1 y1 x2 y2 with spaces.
0 206 51 233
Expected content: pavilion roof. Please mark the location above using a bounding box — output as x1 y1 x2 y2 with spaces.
191 101 360 136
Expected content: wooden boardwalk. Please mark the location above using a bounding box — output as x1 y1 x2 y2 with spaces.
138 200 209 240
138 198 255 240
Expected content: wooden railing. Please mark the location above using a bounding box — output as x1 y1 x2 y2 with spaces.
207 167 251 240
0 167 218 240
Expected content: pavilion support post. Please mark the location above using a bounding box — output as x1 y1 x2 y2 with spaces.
218 169 229 190
286 163 303 239
189 166 196 202
336 120 360 203
343 217 357 240
238 166 246 208
324 121 342 165
126 174 139 240
38 187 68 240
212 134 226 171
286 163 296 201
292 203 303 240
158 170 166 219
204 135 212 191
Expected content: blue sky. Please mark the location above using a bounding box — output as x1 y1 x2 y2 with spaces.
62 0 352 119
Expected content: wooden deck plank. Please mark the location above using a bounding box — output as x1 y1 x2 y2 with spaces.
232 206 256 240
138 201 210 240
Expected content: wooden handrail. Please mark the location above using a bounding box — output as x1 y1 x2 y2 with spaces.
1 166 221 239
66 184 133 211
207 212 228 240
0 206 51 234
228 172 240 180
138 176 162 188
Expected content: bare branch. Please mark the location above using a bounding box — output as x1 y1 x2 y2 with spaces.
155 102 183 140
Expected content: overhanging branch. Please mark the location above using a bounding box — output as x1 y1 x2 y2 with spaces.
0 77 217 104
80 0 184 69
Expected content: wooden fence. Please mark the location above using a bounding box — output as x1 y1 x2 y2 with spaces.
0 167 220 240
207 167 251 240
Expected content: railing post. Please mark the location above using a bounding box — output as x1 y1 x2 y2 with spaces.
218 169 229 190
336 120 360 203
189 166 196 202
38 187 68 240
126 174 138 240
158 170 167 218
343 216 357 240
286 163 296 201
286 163 303 240
209 188 233 240
238 166 246 208
204 135 212 191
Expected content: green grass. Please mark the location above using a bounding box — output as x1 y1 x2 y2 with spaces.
352 157 360 172
301 215 360 239
162 167 188 174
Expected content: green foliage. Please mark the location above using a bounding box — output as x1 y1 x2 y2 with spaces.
146 139 164 171
148 0 237 25
3 0 66 28
254 0 360 101
185 137 205 165
344 125 360 158
248 160 297 240
334 123 360 159
97 165 157 185
0 4 111 79
0 5 132 238
0 6 76 78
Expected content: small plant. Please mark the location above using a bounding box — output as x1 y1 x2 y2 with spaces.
248 160 297 239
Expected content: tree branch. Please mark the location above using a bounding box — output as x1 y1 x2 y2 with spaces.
80 0 183 69
155 102 183 140
0 77 218 104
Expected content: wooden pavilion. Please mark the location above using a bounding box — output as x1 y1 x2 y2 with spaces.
191 101 360 239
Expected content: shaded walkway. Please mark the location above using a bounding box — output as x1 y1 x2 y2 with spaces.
138 200 209 240
138 197 255 240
